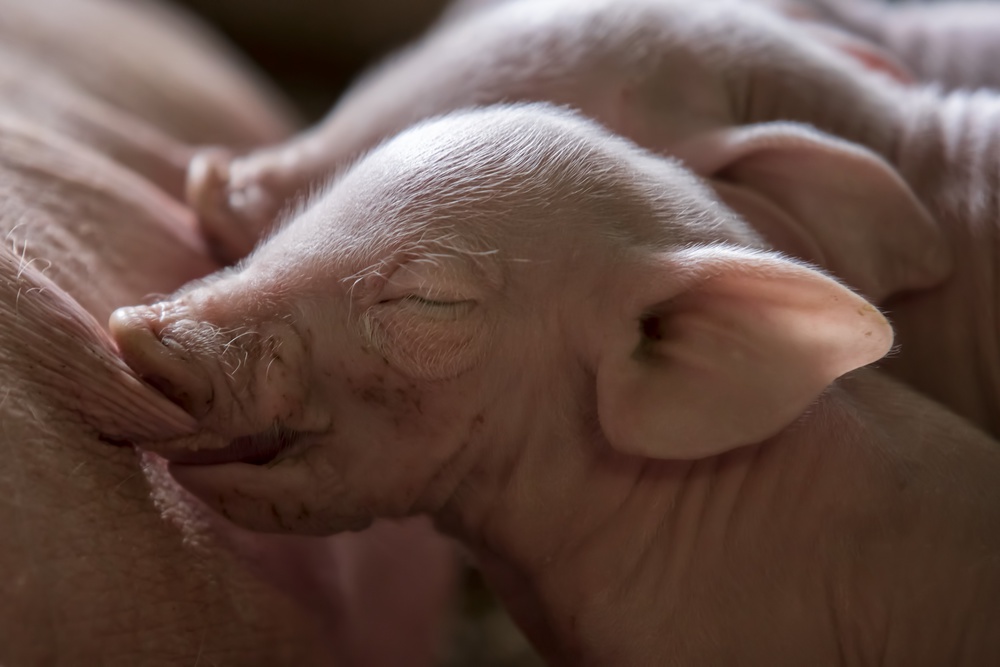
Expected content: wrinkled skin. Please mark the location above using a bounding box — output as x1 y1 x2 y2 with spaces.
0 0 301 201
114 105 1000 665
0 48 192 199
0 0 297 146
0 117 454 666
188 0 1000 439
363 0 1000 92
792 0 1000 91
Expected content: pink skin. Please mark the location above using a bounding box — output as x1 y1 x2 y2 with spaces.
448 0 1000 91
184 0 917 261
0 0 298 147
0 111 452 667
187 0 999 440
0 0 302 203
793 0 1000 91
112 105 1000 665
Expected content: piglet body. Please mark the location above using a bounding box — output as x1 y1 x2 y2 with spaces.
115 105 1000 665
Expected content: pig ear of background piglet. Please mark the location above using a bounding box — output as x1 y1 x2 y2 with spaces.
671 121 951 305
594 245 892 460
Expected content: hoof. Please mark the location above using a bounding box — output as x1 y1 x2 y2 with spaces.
186 148 259 265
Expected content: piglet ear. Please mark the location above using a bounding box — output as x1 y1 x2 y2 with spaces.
672 122 951 304
596 245 891 460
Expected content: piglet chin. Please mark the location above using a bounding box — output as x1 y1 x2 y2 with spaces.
142 426 305 466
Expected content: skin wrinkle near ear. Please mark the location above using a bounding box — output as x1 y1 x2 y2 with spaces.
729 6 903 157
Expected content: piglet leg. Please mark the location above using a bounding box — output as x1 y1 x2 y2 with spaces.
187 127 344 263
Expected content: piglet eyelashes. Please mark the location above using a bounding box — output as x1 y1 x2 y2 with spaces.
377 294 478 322
380 294 474 307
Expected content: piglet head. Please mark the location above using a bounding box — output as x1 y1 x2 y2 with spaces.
111 104 892 536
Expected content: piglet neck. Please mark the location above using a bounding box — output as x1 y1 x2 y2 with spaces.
435 421 654 577
434 422 679 664
435 403 862 665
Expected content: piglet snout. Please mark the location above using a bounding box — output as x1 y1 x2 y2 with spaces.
109 305 215 419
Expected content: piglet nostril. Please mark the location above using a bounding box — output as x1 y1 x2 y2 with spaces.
109 306 215 419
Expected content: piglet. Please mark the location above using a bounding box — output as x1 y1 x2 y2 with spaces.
185 0 940 290
114 105 1000 666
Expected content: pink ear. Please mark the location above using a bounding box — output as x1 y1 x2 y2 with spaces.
596 245 892 460
671 122 951 304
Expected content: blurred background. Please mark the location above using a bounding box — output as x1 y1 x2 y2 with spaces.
172 0 455 121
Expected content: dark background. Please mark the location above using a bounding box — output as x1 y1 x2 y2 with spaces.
172 0 455 121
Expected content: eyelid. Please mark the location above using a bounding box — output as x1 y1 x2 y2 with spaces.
402 294 472 308
379 258 475 304
381 294 477 321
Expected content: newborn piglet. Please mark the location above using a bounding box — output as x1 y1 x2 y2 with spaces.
115 105 1000 666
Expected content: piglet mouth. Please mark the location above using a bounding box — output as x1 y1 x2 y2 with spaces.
164 425 304 466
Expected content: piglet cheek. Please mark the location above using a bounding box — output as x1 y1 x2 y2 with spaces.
166 456 357 535
369 310 482 381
